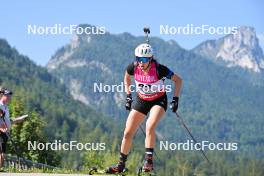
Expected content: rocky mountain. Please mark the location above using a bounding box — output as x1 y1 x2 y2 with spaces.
47 25 183 118
46 25 264 159
193 26 264 72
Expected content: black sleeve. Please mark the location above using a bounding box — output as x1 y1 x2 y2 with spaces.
126 62 135 75
157 64 174 79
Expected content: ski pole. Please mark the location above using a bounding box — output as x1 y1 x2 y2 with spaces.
175 112 211 164
143 27 150 44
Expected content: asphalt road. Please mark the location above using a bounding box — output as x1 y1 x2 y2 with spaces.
0 174 93 176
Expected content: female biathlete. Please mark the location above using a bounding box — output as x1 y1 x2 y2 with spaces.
106 43 182 174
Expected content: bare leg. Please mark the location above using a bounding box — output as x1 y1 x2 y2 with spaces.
145 105 165 148
121 109 145 154
0 153 4 169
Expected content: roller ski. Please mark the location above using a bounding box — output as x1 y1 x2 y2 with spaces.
89 164 128 176
89 152 129 175
137 167 156 176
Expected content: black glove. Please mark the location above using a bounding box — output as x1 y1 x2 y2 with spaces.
170 97 179 113
125 94 133 111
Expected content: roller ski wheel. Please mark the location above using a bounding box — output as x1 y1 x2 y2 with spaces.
88 167 128 175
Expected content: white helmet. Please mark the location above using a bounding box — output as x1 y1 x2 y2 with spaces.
135 43 153 57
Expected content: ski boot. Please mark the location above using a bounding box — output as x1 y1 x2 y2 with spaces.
105 163 128 175
137 156 156 176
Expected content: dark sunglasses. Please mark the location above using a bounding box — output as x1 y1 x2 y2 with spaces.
136 57 151 63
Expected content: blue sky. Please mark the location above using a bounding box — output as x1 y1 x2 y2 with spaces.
0 0 263 65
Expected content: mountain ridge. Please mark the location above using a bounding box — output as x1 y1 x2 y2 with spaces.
46 25 264 159
0 38 123 168
193 26 264 72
